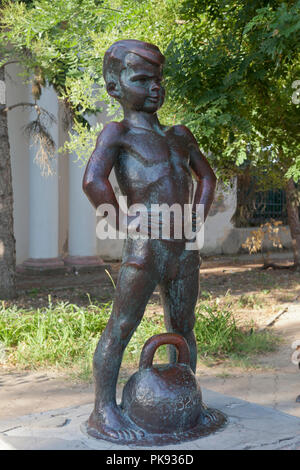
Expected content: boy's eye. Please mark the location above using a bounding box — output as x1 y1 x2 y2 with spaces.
131 76 148 83
131 76 163 85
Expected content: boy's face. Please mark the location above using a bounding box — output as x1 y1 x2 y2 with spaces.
118 53 165 113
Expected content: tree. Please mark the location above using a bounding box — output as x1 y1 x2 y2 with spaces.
96 0 300 266
163 1 300 266
0 0 108 298
0 62 16 298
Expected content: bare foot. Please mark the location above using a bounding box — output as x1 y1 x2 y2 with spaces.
88 404 145 442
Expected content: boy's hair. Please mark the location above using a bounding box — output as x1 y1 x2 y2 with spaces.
103 39 165 85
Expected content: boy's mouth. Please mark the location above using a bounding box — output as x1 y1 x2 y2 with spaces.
147 96 160 103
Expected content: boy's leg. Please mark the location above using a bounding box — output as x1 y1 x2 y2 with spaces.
159 269 199 373
89 263 157 440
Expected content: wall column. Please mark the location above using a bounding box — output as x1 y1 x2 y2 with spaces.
22 85 64 272
64 148 104 270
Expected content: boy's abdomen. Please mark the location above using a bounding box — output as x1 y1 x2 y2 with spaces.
115 159 193 208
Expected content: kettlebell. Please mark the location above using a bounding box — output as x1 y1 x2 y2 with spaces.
121 333 204 434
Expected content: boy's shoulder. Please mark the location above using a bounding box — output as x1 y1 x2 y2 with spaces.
164 124 197 146
170 124 196 142
97 120 129 147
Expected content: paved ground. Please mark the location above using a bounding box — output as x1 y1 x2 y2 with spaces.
200 301 300 419
0 389 299 450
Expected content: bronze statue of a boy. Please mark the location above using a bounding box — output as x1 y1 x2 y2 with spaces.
83 39 217 442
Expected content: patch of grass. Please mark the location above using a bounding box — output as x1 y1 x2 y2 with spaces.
0 299 111 371
194 302 280 361
123 315 165 364
0 297 281 381
234 328 280 356
199 290 212 300
0 298 166 379
27 288 40 297
195 303 240 357
277 293 297 302
237 294 263 309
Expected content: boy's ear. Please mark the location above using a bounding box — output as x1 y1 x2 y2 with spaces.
106 81 121 100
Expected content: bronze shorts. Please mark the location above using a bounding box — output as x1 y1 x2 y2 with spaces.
121 238 201 282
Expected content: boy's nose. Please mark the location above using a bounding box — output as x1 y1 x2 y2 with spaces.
150 81 160 92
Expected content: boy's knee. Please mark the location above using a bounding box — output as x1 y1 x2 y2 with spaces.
172 313 196 335
119 316 140 340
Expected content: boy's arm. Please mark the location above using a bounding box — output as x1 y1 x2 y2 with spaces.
178 125 217 221
82 122 125 228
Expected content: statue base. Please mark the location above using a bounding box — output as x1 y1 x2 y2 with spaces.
82 405 227 447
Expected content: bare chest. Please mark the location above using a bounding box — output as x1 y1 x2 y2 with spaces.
114 128 192 202
120 128 189 168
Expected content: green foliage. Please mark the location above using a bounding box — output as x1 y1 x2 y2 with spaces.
1 0 299 176
61 119 103 167
162 1 300 184
1 0 104 91
0 0 110 146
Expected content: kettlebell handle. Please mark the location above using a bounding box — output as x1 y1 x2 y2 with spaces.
139 333 191 370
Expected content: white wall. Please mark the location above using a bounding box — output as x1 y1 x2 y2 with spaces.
96 168 125 260
202 180 237 255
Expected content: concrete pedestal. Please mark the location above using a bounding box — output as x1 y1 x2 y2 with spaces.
0 389 299 450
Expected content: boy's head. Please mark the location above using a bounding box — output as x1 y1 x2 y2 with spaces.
103 39 165 86
103 40 165 112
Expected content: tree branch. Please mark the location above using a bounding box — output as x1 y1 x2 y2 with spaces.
0 60 19 70
100 6 121 12
1 102 40 113
0 102 57 126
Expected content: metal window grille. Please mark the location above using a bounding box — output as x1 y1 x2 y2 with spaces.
249 189 288 226
234 174 288 227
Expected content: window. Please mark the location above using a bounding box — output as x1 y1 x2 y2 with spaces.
233 173 287 227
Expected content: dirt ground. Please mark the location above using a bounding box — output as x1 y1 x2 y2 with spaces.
1 252 300 421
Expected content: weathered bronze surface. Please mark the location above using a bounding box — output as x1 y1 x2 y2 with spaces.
82 39 226 445
120 333 226 445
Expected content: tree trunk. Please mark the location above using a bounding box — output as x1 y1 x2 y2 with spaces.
286 178 300 268
0 65 16 298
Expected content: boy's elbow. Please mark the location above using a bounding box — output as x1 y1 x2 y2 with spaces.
211 173 217 188
82 175 97 200
82 176 91 195
82 175 88 189
204 172 217 190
